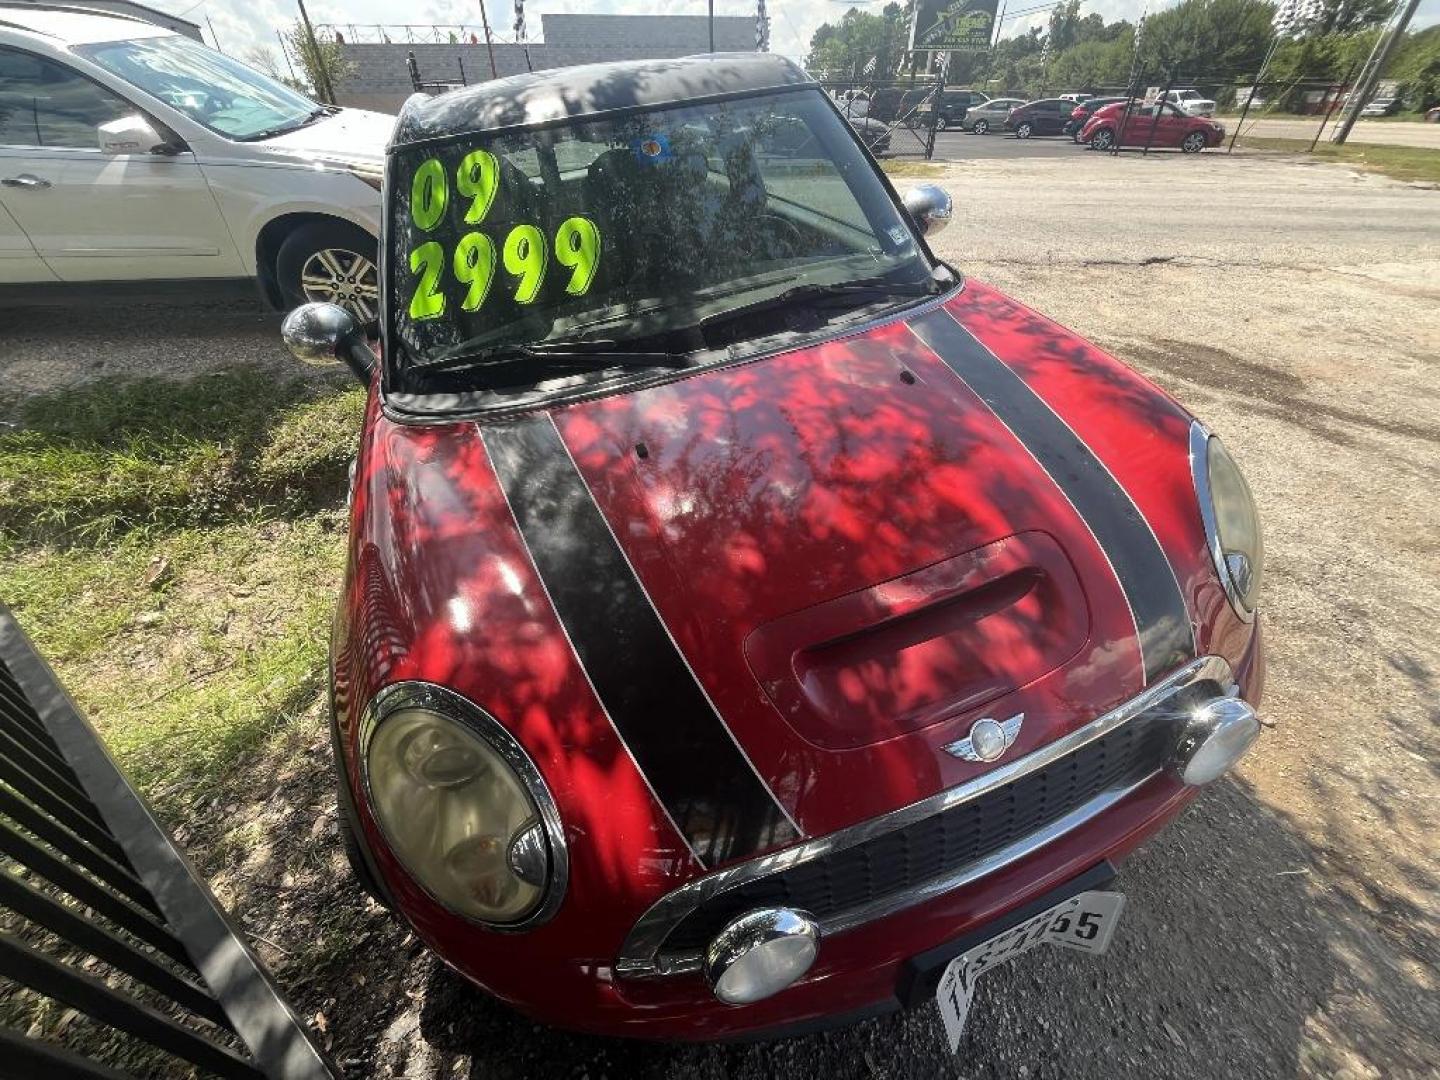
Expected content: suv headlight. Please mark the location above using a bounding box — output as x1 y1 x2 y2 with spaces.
361 683 567 928
1191 423 1263 620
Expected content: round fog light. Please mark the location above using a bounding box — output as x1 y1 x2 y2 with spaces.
1171 697 1261 786
704 908 819 1005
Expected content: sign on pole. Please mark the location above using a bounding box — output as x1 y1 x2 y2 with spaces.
909 0 1001 53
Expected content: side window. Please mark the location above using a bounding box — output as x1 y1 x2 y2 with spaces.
0 48 132 149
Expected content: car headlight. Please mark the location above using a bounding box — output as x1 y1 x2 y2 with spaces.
361 683 566 928
1191 423 1263 620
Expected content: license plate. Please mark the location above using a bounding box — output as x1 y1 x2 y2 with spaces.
934 890 1125 1053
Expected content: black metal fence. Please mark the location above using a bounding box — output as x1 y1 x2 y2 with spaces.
0 605 336 1078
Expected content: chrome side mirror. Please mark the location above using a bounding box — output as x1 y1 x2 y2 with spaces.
902 184 953 237
98 115 165 155
281 302 374 384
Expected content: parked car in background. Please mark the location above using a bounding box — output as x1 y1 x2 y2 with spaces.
959 97 1025 134
1360 96 1398 117
847 114 892 155
834 89 870 118
867 86 934 126
282 51 1265 1044
1065 96 1128 140
1057 92 1091 104
928 87 990 129
1164 89 1217 117
0 3 387 318
1007 98 1073 138
1082 100 1226 153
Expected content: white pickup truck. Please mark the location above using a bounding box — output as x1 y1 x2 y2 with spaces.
1164 89 1217 116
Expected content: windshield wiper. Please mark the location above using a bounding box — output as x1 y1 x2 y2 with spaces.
419 338 690 376
239 106 334 142
698 278 938 334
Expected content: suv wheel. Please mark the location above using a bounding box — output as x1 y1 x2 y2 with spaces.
1015 121 1033 139
277 220 379 323
973 118 989 135
1181 131 1207 154
1091 128 1115 151
936 115 950 131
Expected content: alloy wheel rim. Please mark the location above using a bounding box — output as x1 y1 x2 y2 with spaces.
300 247 378 322
1184 133 1204 152
975 120 987 133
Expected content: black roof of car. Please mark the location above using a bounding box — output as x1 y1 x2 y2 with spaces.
393 53 814 148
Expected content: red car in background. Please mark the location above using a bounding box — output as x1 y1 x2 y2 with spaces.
1083 100 1227 152
280 55 1265 1042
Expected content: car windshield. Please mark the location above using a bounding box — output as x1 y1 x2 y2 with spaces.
76 34 321 141
387 86 935 396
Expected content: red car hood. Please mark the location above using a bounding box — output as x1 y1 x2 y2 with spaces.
351 283 1210 872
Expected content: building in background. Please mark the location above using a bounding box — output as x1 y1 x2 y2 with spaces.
5 0 201 39
326 13 761 113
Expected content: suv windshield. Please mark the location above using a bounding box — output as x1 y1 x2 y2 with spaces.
386 87 936 398
76 35 321 141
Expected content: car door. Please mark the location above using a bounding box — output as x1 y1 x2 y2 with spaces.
1153 103 1189 147
0 195 52 283
0 46 241 282
1044 100 1068 135
1116 103 1156 146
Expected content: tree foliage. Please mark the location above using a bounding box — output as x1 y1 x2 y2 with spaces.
804 0 1432 111
806 3 913 79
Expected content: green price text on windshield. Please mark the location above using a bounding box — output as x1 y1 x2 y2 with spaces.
405 154 602 322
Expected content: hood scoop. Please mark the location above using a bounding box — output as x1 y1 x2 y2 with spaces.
745 532 1089 750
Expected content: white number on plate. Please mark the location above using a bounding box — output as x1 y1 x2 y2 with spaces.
935 890 1126 1054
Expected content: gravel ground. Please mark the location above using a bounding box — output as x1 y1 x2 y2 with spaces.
1 148 1437 1078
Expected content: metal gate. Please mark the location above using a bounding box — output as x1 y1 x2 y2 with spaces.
818 77 943 160
0 604 337 1078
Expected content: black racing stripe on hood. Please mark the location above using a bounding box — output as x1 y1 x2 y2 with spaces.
909 309 1195 684
480 415 801 869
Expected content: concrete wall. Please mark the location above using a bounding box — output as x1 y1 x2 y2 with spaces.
332 14 759 115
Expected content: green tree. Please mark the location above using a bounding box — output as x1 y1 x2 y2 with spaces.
805 3 913 80
283 22 356 102
1135 0 1275 79
1388 24 1440 109
1049 32 1135 90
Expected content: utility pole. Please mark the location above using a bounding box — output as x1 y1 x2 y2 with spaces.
295 0 336 104
1331 0 1420 145
476 0 499 79
276 28 300 83
708 0 715 53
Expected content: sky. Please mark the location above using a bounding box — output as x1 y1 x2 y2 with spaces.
153 0 1440 75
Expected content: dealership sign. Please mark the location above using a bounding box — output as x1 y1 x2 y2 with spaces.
910 0 1000 53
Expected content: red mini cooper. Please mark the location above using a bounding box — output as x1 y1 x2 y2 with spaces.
282 54 1264 1043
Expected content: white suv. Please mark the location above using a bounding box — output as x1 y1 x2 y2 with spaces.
0 3 389 318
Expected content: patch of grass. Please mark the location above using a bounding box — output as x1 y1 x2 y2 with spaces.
0 368 364 545
881 160 947 178
0 516 346 814
1234 136 1440 184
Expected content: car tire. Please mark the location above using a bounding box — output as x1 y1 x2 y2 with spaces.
1015 121 1032 139
1181 132 1207 154
973 119 989 135
276 219 379 323
936 115 950 131
1091 128 1115 151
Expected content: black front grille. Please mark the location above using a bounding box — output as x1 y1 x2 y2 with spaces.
662 716 1175 954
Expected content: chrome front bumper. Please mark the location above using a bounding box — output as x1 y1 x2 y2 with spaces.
616 654 1247 980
